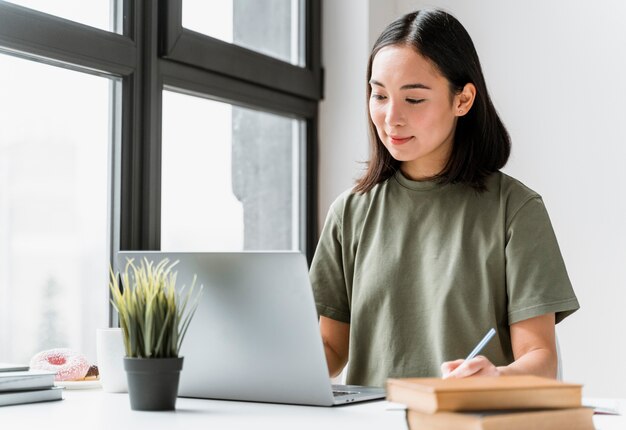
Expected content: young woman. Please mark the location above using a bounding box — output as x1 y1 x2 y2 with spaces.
309 9 579 388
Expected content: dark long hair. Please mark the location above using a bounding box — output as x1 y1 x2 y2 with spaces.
354 9 510 193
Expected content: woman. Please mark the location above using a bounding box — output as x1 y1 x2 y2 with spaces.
309 9 579 388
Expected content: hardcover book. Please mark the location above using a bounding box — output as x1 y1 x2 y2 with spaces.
386 375 582 414
406 407 594 430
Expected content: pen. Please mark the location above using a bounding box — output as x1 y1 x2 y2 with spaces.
464 328 496 361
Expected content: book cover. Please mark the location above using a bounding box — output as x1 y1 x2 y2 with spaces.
406 407 594 430
0 370 56 392
0 386 63 407
386 375 582 413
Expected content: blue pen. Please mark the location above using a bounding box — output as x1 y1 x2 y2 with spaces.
464 328 496 361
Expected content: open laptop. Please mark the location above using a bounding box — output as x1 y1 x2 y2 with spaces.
116 251 386 406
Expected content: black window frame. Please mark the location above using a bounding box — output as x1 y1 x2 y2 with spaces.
159 0 322 101
0 0 323 325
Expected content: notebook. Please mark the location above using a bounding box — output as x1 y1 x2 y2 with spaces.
0 363 29 372
116 251 385 406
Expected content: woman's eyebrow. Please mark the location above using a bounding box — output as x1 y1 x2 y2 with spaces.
369 79 431 90
400 83 431 90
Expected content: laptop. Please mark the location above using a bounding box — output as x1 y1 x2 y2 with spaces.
116 251 386 406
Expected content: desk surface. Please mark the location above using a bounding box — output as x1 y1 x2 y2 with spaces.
1 390 625 430
2 390 407 430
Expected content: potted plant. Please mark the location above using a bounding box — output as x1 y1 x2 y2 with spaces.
109 257 202 411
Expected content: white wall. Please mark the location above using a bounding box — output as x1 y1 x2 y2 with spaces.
320 0 626 397
318 0 397 231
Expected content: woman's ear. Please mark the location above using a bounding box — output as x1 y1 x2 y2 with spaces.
455 83 476 117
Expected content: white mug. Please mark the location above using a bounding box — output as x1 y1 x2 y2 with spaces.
96 328 128 393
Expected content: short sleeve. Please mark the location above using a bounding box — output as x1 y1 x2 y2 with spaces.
505 197 580 324
309 201 351 323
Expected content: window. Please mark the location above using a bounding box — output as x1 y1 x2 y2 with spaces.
159 0 321 254
182 0 304 66
0 52 114 362
0 0 321 364
161 90 306 251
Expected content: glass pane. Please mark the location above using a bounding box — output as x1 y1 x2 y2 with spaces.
161 90 305 252
182 0 304 66
6 0 118 33
0 53 112 365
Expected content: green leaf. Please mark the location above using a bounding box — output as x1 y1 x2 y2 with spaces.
108 257 203 359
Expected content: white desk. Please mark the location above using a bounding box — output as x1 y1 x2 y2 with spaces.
2 390 625 430
1 390 407 430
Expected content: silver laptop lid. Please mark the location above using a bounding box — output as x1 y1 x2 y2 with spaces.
116 251 336 406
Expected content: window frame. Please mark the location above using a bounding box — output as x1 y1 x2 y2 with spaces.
0 0 322 328
0 2 135 75
159 0 323 101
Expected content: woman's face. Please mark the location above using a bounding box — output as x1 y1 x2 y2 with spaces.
369 45 466 180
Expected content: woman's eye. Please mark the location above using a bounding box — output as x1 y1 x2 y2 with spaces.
371 94 386 101
406 98 425 105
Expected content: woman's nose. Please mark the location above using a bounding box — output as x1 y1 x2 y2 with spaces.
385 101 406 127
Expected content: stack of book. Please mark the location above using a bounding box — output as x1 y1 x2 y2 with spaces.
386 375 594 430
0 363 63 407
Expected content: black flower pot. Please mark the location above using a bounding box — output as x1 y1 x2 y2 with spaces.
123 356 184 411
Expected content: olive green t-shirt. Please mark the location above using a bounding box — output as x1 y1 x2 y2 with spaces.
309 170 579 387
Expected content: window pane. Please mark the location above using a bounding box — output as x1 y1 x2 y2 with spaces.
161 90 305 252
182 0 304 66
0 53 112 365
6 0 118 33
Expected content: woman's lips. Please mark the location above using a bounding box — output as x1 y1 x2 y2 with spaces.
389 135 413 145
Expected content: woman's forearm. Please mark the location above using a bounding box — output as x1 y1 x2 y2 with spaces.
323 340 347 378
497 348 558 378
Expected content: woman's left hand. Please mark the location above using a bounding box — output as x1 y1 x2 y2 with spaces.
441 314 558 379
440 355 501 379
